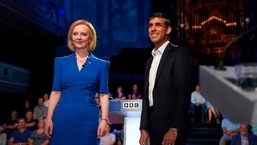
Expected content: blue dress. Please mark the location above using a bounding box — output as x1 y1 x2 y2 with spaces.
50 53 110 145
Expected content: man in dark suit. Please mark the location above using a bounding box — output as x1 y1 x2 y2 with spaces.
139 12 192 145
231 123 257 145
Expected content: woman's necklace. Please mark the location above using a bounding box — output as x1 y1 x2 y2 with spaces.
76 56 88 63
77 59 85 63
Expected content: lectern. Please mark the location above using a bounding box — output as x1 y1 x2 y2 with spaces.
109 99 142 145
199 65 257 123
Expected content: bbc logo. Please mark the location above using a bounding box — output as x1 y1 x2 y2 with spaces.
122 102 140 109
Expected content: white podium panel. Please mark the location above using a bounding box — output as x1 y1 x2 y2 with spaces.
124 117 141 145
200 65 257 123
109 99 142 145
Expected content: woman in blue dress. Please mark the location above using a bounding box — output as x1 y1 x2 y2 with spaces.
45 19 110 145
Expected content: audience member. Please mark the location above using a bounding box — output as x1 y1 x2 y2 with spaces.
206 101 221 124
120 96 126 100
33 98 47 121
42 93 50 107
190 84 207 123
127 84 142 99
0 125 7 145
251 124 257 136
24 110 37 131
2 110 18 140
115 126 124 145
219 117 240 145
96 96 101 107
100 123 116 145
20 100 34 118
231 123 257 145
8 118 32 145
112 86 126 100
28 118 50 145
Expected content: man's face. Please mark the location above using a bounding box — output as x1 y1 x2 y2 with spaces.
196 85 200 91
240 124 249 136
11 111 18 119
18 119 26 129
148 17 171 48
25 111 33 119
38 98 44 106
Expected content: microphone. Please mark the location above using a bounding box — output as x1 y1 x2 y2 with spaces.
215 25 257 70
82 61 91 67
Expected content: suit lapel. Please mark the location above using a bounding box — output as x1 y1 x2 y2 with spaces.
154 43 173 86
144 57 153 91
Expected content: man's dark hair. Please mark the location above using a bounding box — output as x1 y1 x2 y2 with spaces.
149 12 171 27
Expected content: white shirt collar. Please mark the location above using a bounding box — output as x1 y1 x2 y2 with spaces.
151 41 169 57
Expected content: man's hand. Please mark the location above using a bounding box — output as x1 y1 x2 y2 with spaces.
162 128 178 145
139 130 148 145
195 102 201 106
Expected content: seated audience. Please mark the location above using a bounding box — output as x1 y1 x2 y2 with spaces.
219 117 240 145
24 110 37 131
130 93 138 100
0 125 7 145
251 124 257 136
28 118 50 145
231 123 257 145
95 96 101 107
8 118 32 145
190 84 207 123
114 126 124 145
100 123 116 145
120 95 127 100
112 86 126 100
42 93 50 107
33 98 48 121
2 110 18 140
127 84 142 99
20 100 34 118
206 101 221 124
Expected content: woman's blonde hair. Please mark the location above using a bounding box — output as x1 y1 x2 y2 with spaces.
67 19 97 52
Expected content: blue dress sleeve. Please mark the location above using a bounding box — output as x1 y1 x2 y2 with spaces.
98 60 110 94
52 57 62 91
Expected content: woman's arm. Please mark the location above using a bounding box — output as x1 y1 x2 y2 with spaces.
45 91 61 120
99 94 109 121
